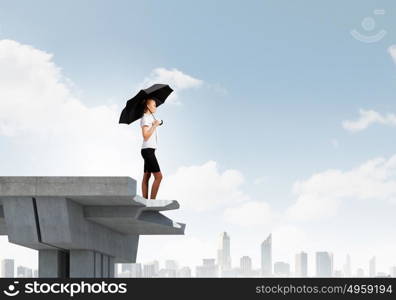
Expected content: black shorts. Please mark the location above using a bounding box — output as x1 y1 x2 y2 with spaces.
141 148 161 173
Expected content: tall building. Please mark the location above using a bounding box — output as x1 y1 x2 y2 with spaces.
121 263 133 274
274 262 290 277
316 252 333 277
295 251 308 277
165 260 178 271
369 256 376 277
240 256 252 276
143 261 158 277
217 232 231 273
17 266 33 278
161 260 178 277
261 234 272 277
130 263 142 277
343 254 352 277
390 266 396 278
1 259 15 278
177 266 191 277
117 263 142 278
196 258 218 277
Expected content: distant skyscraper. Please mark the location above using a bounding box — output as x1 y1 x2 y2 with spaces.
261 234 272 277
177 266 191 277
130 263 142 277
150 260 159 274
217 232 231 272
1 259 15 278
196 258 218 277
240 256 252 276
162 260 178 277
390 266 396 277
203 259 216 266
343 254 352 277
143 261 158 277
117 263 142 278
121 263 133 273
165 260 178 271
274 262 290 277
369 256 376 277
17 266 32 278
316 252 332 277
295 251 308 277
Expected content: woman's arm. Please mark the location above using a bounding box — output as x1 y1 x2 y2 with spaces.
142 121 160 141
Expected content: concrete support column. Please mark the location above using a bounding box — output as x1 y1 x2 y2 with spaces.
39 249 69 278
70 250 95 278
102 254 109 277
94 251 102 277
69 250 115 278
109 256 115 278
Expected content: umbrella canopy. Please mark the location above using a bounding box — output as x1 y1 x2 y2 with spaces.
119 83 173 124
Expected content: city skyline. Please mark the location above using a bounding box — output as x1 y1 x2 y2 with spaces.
2 230 396 278
117 231 396 278
1 1 396 277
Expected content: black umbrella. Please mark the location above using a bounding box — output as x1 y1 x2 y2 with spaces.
119 83 173 125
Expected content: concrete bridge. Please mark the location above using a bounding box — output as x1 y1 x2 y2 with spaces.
0 176 185 278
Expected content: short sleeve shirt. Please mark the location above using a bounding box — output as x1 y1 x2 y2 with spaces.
140 113 158 149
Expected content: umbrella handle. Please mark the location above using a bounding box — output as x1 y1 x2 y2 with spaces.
148 110 163 126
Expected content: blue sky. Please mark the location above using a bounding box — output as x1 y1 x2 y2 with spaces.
1 0 396 276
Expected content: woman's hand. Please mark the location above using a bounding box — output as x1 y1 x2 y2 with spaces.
152 120 161 127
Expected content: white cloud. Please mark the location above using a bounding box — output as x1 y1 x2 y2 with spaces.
0 38 143 177
0 39 207 176
286 154 396 221
138 67 203 105
388 45 396 64
223 200 277 226
160 167 281 228
160 160 250 212
342 108 396 132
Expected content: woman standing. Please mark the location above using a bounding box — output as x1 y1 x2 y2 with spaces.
140 97 162 200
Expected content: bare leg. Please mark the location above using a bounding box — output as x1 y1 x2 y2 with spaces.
150 171 163 200
142 172 151 199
